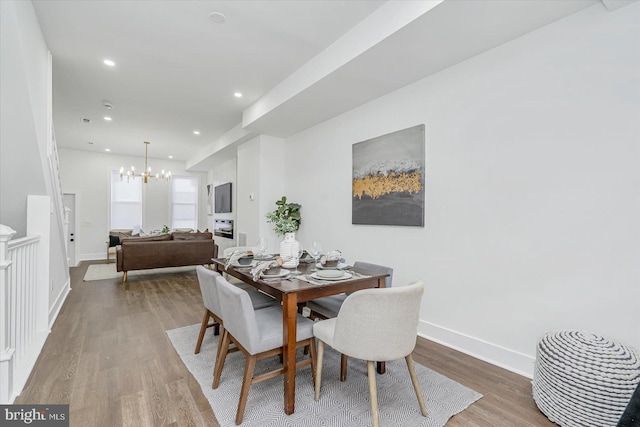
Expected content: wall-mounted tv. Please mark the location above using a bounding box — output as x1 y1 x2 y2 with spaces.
214 182 232 213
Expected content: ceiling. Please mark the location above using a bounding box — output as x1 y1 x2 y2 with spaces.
32 0 601 166
32 0 385 161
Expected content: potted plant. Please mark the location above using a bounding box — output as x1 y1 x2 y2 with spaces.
265 196 301 236
266 196 301 267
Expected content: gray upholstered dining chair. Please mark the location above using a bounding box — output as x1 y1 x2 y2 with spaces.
313 281 427 427
307 261 393 381
215 274 317 425
194 266 277 355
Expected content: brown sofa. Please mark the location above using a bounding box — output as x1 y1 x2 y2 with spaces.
116 231 218 281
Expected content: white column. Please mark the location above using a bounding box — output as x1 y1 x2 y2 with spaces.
0 224 17 404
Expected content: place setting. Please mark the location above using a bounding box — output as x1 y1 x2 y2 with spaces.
222 241 368 285
299 248 370 285
224 238 276 270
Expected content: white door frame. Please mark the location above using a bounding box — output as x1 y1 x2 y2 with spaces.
63 192 78 267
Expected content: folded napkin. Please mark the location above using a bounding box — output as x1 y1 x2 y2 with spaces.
250 260 279 281
225 250 248 270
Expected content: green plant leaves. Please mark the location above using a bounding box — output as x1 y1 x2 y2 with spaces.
266 196 301 236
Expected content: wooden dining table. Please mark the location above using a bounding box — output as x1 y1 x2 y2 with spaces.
211 257 389 415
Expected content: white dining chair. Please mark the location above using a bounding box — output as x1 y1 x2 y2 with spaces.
313 281 427 427
215 274 317 425
307 261 393 381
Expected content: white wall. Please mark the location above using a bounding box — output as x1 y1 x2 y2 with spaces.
282 3 640 377
58 148 207 261
0 0 49 236
237 135 285 254
0 0 70 323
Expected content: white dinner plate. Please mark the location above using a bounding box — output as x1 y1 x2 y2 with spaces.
261 270 289 279
310 272 352 281
316 263 348 270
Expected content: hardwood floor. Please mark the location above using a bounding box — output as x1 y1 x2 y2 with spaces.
16 261 554 426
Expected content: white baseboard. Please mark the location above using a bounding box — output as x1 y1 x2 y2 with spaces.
49 278 71 328
418 320 535 379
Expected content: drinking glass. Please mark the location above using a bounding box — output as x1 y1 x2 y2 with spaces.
309 241 322 271
255 237 268 259
289 247 305 276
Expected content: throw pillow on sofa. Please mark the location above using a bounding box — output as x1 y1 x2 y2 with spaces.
121 233 170 243
172 231 213 240
109 235 120 247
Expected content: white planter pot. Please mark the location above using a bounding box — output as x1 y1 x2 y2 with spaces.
279 232 299 268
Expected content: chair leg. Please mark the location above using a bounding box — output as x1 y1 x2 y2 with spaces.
405 354 428 416
340 353 348 382
195 310 211 354
212 326 227 387
367 360 380 427
213 329 230 389
215 326 225 365
122 271 127 282
236 355 257 425
308 337 317 386
314 340 325 401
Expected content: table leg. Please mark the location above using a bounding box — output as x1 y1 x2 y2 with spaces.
376 276 386 375
283 293 298 415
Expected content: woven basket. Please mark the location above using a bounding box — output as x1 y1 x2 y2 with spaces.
533 331 640 427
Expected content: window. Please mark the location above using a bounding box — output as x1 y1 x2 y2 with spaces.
172 176 198 230
110 170 142 230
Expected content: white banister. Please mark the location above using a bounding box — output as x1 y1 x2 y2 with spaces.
0 222 46 404
0 224 18 404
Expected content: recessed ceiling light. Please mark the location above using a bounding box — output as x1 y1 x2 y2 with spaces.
193 130 200 135
234 92 243 98
104 116 112 121
168 155 173 159
209 12 226 24
103 59 115 67
105 148 111 152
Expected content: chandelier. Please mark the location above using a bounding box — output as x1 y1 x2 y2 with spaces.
120 141 171 183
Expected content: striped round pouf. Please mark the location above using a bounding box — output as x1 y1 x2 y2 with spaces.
533 331 640 427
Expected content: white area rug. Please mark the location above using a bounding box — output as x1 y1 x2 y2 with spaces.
166 323 482 427
83 263 196 281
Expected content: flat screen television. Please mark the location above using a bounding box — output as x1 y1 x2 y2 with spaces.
214 182 232 213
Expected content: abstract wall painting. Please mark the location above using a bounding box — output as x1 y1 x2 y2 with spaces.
352 124 425 226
